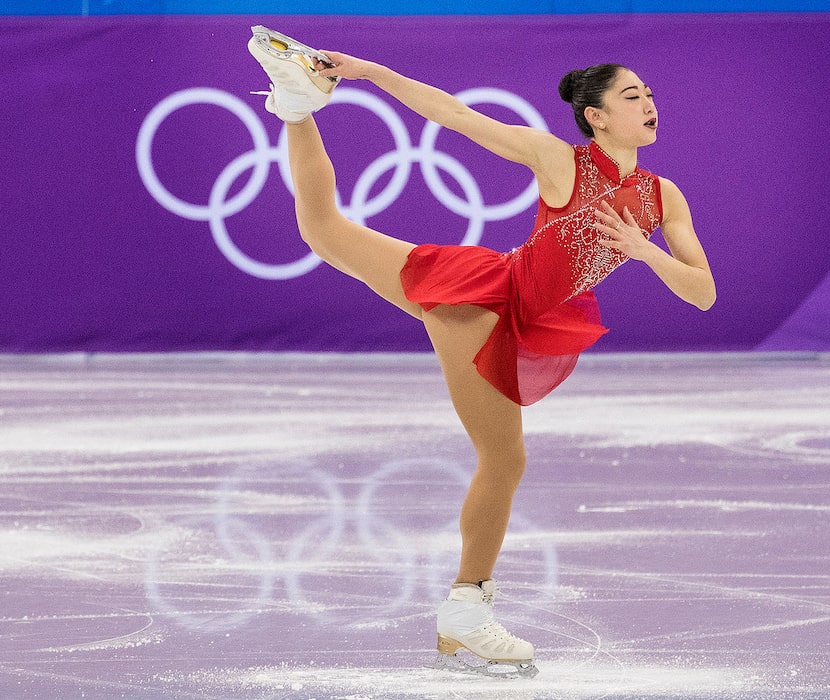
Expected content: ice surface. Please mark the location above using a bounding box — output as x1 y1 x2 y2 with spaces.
0 352 828 699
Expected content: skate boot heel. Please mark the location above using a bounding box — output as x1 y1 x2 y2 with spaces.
437 634 463 655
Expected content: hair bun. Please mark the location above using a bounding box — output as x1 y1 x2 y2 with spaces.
558 70 584 104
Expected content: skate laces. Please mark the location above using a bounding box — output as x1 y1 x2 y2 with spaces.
481 620 521 642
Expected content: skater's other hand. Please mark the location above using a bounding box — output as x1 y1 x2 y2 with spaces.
594 201 653 261
314 51 376 81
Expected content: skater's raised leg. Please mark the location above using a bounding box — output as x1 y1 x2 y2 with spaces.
285 119 423 318
248 25 422 318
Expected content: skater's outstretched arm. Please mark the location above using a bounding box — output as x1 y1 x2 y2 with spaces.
316 52 574 181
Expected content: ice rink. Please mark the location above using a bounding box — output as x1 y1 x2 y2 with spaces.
1 352 828 699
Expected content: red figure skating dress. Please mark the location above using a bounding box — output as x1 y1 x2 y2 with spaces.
400 141 663 406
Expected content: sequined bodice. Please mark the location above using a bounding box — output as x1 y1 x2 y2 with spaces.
507 142 662 312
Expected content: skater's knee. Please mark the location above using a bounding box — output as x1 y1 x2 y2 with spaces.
295 207 339 252
505 447 527 487
477 442 527 490
482 431 525 466
296 217 321 250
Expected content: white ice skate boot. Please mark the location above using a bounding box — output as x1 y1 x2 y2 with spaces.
435 579 538 678
247 25 340 123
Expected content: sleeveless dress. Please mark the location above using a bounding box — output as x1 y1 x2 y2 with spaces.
400 141 663 406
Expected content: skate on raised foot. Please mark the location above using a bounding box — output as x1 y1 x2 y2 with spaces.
246 25 340 123
434 579 539 679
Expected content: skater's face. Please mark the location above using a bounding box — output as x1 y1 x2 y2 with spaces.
585 69 658 147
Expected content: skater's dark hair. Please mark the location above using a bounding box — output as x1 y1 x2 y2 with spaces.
558 64 626 139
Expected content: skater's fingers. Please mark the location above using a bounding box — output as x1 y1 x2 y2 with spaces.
315 51 351 76
316 65 341 79
315 52 375 81
316 50 341 63
313 55 337 70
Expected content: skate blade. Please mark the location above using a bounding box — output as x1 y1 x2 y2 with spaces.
434 651 539 680
250 25 338 79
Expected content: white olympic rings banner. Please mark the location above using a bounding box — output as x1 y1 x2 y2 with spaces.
136 86 548 280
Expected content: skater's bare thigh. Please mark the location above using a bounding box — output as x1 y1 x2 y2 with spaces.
288 118 422 319
423 305 523 457
329 216 420 318
298 207 423 319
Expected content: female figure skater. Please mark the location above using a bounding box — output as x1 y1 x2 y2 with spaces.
247 25 715 677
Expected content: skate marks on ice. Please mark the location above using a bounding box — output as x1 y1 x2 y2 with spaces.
159 661 752 699
0 352 828 699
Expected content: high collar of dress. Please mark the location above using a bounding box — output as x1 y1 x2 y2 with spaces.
589 141 639 186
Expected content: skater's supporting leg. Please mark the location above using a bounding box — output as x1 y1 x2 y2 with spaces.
285 118 423 318
422 304 526 584
426 305 536 673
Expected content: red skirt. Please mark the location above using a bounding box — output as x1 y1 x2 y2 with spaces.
400 244 608 405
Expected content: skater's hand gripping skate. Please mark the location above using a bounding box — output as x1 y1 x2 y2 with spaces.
314 51 377 81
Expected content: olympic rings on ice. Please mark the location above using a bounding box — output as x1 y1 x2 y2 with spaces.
143 457 558 631
136 86 549 280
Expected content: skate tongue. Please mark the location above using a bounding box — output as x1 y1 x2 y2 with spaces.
478 579 498 597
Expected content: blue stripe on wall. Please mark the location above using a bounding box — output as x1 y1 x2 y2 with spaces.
5 0 830 14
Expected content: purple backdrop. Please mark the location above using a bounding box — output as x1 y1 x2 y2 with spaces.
1 14 828 352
